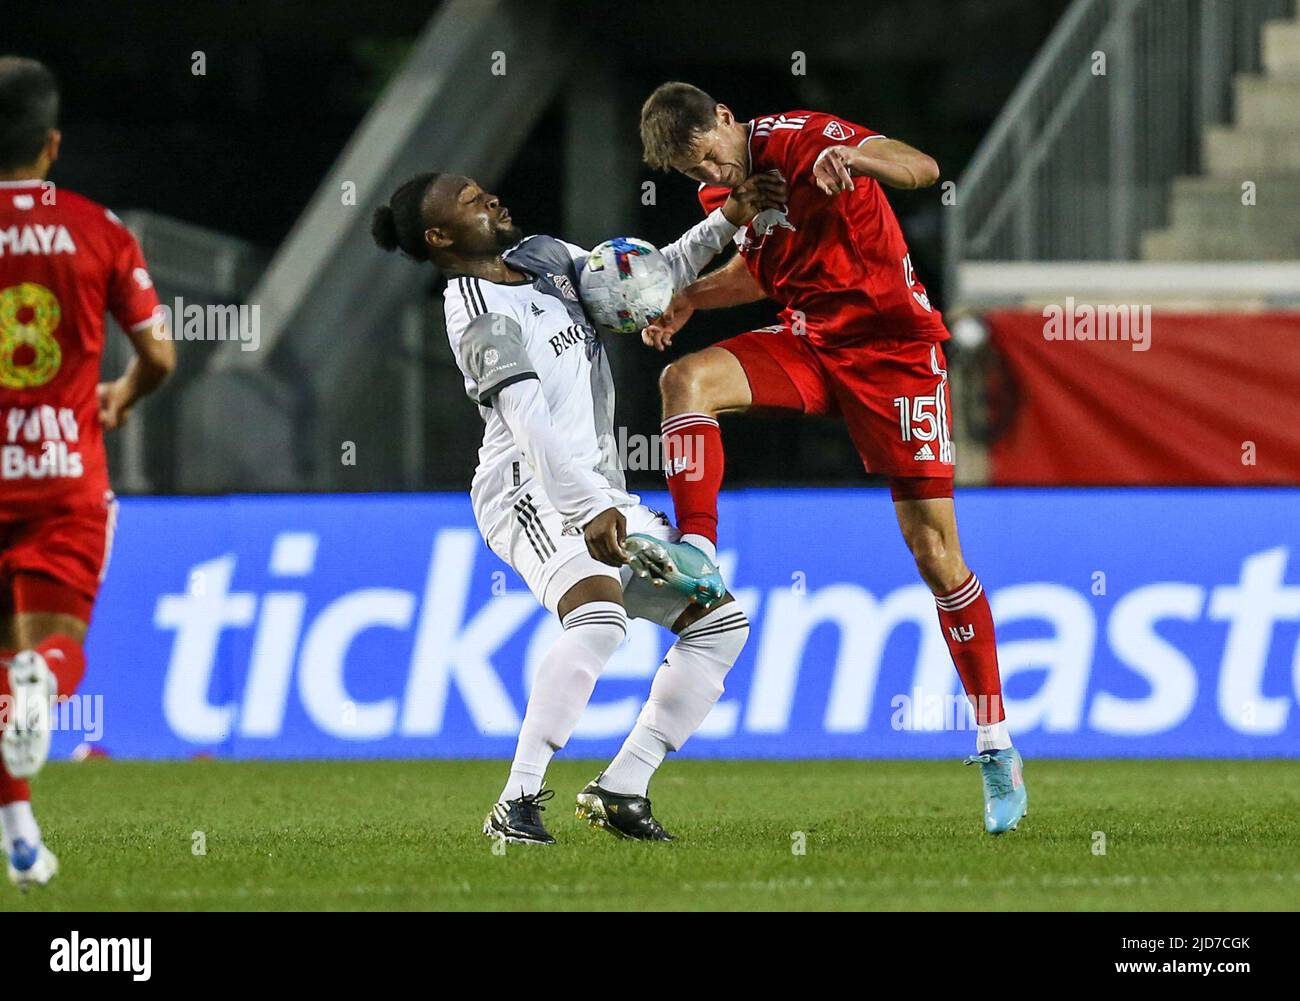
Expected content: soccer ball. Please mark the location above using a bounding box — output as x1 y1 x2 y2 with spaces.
579 237 674 333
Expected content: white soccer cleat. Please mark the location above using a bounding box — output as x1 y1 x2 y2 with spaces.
7 839 59 892
2 651 58 779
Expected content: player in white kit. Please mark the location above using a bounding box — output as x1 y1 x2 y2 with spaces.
372 168 785 842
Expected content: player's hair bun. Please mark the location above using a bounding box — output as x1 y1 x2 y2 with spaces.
371 204 401 253
372 172 440 262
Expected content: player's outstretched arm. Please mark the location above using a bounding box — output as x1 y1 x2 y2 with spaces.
813 138 940 193
642 253 765 352
658 173 788 289
97 319 177 431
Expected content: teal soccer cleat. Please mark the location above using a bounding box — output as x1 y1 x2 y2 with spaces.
623 534 725 609
963 747 1028 835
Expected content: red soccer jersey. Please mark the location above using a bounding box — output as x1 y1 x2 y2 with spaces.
698 110 947 346
0 179 159 512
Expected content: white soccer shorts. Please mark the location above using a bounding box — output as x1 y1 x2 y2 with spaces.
487 491 692 627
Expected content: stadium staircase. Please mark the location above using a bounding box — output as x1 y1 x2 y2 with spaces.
947 0 1298 291
943 0 1299 485
1142 9 1300 259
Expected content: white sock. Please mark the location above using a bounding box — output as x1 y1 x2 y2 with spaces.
598 728 668 798
499 601 627 803
0 800 41 854
681 533 717 563
976 720 1012 753
601 603 749 796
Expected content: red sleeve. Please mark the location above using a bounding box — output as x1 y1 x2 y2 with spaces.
107 226 161 331
697 182 729 216
785 112 883 175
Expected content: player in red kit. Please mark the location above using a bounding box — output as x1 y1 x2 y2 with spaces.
0 57 175 888
638 83 1026 835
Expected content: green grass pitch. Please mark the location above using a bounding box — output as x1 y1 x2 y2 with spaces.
4 759 1298 911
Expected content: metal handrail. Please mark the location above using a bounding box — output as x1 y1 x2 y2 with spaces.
946 0 1297 302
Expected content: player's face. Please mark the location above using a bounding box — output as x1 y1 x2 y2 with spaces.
670 106 749 187
426 175 523 256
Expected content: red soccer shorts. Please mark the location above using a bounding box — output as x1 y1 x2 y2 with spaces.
0 494 117 622
718 324 956 486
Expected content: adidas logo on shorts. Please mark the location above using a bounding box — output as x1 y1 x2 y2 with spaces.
913 443 936 461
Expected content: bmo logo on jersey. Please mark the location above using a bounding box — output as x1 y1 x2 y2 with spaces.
2 405 84 481
547 323 596 357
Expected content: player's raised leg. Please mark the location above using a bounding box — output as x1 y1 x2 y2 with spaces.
484 576 629 845
579 594 749 840
656 345 751 564
656 318 832 584
655 321 832 576
893 494 1027 834
622 533 726 609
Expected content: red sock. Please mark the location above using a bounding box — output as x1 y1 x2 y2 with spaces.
0 650 32 804
935 573 1005 725
0 770 30 805
35 635 86 698
661 412 724 543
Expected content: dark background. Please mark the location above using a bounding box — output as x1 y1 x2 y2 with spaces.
7 0 1073 490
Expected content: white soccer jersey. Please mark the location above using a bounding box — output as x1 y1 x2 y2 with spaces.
443 213 737 549
444 235 633 546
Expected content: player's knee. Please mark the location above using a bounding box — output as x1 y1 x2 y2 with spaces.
677 599 749 679
659 355 714 411
905 525 959 587
560 600 628 660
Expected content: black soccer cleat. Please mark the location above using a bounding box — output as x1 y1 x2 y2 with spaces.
575 777 677 842
482 788 557 845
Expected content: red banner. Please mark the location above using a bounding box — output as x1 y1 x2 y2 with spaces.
985 309 1300 485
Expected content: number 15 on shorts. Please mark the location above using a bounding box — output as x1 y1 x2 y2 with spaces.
892 395 940 442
